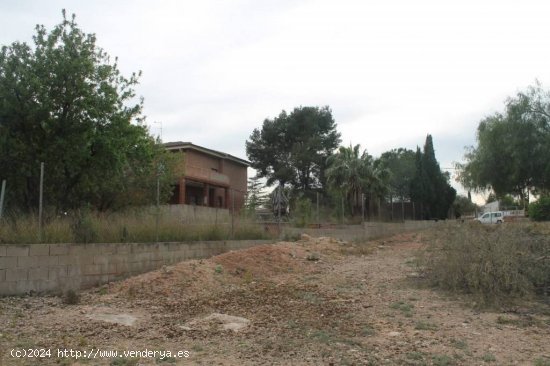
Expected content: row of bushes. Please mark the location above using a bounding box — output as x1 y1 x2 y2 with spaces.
420 222 550 306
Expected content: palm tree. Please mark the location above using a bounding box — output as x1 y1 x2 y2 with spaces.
369 160 391 220
326 144 380 216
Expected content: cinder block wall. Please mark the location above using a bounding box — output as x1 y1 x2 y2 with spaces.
0 240 271 296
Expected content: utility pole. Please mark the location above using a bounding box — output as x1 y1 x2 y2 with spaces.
154 121 163 142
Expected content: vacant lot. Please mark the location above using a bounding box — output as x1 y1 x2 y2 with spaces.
1 231 549 365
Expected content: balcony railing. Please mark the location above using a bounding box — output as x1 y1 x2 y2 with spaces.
185 165 230 185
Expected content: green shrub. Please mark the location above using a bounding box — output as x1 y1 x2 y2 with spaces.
71 209 98 243
432 354 454 366
293 197 312 227
534 357 550 366
419 223 550 306
482 353 496 362
529 197 550 221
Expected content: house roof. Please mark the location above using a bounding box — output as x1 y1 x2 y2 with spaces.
163 141 250 167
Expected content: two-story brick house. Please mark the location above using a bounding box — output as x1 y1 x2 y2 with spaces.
164 142 249 210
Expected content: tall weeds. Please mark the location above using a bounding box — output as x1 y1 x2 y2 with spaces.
0 210 272 244
419 222 550 306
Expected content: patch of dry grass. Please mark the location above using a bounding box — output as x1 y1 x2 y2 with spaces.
418 222 550 306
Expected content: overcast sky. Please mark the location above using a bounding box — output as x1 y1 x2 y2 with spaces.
2 0 550 201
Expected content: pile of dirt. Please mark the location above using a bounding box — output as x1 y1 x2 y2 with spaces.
106 235 347 303
213 241 308 278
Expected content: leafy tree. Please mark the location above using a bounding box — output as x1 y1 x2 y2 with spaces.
378 148 416 201
452 195 478 218
499 194 521 209
377 148 416 221
410 135 456 219
457 82 550 201
0 11 172 211
244 175 266 216
246 106 341 192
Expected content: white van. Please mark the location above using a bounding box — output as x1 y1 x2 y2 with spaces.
476 211 505 224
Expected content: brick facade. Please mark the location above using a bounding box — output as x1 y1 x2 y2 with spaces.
164 142 248 211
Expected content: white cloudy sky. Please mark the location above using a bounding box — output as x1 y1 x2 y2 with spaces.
2 0 550 200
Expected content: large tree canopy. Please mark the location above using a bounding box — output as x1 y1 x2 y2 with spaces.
456 82 550 202
377 148 416 202
0 11 172 211
246 106 341 191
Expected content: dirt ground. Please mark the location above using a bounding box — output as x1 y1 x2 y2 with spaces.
1 232 549 365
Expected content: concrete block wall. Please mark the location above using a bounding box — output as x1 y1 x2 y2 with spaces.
0 239 272 296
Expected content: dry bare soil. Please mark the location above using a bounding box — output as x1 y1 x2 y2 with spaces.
1 233 549 365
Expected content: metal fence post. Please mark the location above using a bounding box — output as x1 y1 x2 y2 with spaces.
0 180 6 220
316 192 320 227
38 162 44 243
156 175 160 242
341 195 344 224
361 193 365 224
231 188 235 238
